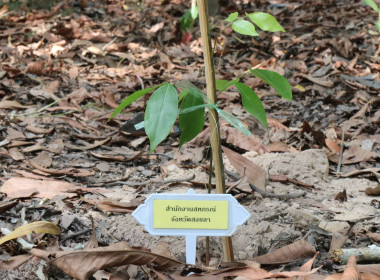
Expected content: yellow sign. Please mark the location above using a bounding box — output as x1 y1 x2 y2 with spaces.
153 200 228 229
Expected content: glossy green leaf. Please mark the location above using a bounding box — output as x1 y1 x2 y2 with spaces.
225 12 238 23
145 84 178 152
179 91 205 147
235 82 267 129
215 79 239 91
250 69 292 100
246 12 285 32
108 83 165 120
363 0 379 12
232 19 259 36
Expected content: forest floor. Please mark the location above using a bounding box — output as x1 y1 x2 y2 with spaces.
0 0 379 279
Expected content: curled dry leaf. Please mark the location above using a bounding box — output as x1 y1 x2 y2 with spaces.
0 100 34 109
222 146 266 190
30 241 183 280
0 221 61 246
252 238 316 265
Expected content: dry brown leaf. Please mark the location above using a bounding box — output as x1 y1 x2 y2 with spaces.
341 255 360 280
365 186 380 196
267 142 289 152
365 231 380 242
28 159 95 177
212 264 321 279
28 61 45 75
267 117 291 131
69 66 79 80
325 139 341 153
104 92 119 108
342 145 378 164
0 100 34 109
26 126 54 135
326 274 379 280
192 125 268 154
0 177 77 199
358 264 380 277
0 199 18 214
296 252 319 280
338 168 380 178
65 137 111 151
251 238 316 265
0 221 61 246
0 255 31 270
6 127 26 140
88 147 145 162
222 146 266 190
83 198 143 213
30 241 182 280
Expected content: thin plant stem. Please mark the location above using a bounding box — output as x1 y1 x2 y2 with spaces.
197 0 234 262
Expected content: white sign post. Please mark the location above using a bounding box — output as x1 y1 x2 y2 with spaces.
132 189 250 264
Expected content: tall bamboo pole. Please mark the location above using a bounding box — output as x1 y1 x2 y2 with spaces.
196 0 234 262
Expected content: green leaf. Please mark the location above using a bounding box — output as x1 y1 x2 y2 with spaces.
363 0 379 12
145 84 178 152
216 108 251 136
232 19 259 36
179 91 205 147
375 21 380 31
246 12 285 32
191 4 198 20
235 82 267 129
180 9 192 31
108 83 165 120
225 12 238 23
215 79 239 91
250 69 292 100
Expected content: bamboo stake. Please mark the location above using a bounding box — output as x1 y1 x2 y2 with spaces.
197 0 234 262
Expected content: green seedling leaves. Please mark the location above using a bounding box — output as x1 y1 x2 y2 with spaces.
179 90 205 147
109 83 165 120
375 21 380 31
232 19 259 36
235 82 267 129
215 79 239 91
363 0 379 12
225 12 238 23
145 84 178 152
191 3 198 20
246 12 285 32
250 69 292 100
216 108 251 136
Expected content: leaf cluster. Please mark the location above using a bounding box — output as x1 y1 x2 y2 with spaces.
110 11 292 152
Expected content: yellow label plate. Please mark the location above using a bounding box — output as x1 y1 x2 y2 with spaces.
153 200 228 229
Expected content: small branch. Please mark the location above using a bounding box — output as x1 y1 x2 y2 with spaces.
249 183 305 199
108 174 195 188
60 229 92 244
337 129 345 173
